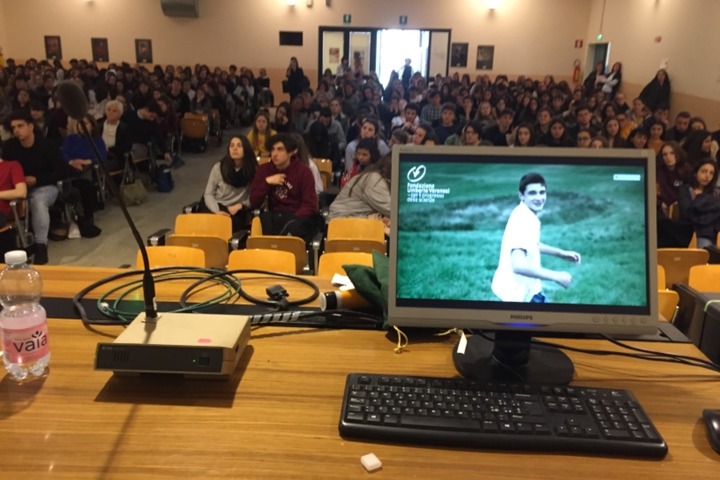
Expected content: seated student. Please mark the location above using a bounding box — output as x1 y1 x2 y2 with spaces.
600 116 623 148
511 122 536 147
98 99 131 171
615 111 637 141
29 100 62 149
2 110 65 264
626 126 649 149
482 109 515 146
304 106 346 161
568 104 599 139
434 103 460 145
61 114 105 238
678 158 720 248
665 111 691 143
683 129 715 165
155 95 183 168
329 154 391 233
249 133 319 243
388 128 410 149
656 141 691 217
390 103 420 137
646 119 667 154
329 97 350 135
341 138 381 188
575 128 593 148
291 133 324 196
412 123 436 145
127 100 165 159
198 135 257 232
247 110 276 159
538 118 574 147
344 117 390 173
475 101 496 130
190 87 213 116
272 101 293 134
420 90 442 125
0 156 27 258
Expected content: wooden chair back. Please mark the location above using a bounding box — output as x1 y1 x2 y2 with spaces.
181 113 209 138
658 290 680 323
246 236 308 274
137 246 206 269
657 265 666 291
688 264 720 292
317 252 374 277
174 213 232 239
227 249 296 274
657 248 709 289
166 236 228 269
325 217 386 254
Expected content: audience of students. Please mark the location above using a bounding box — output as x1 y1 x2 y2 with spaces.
3 55 720 261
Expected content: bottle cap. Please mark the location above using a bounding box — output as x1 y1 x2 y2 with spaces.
4 250 27 265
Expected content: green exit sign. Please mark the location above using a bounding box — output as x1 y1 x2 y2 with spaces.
343 14 351 25
399 15 408 26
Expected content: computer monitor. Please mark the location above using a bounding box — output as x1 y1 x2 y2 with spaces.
389 145 658 384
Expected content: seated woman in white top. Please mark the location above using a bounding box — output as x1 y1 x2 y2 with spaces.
197 135 258 231
328 154 391 234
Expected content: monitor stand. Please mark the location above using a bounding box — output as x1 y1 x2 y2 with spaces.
453 331 574 385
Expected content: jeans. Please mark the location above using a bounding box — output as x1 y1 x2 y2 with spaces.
29 184 59 244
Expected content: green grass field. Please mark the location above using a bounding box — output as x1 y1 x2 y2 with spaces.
396 162 648 305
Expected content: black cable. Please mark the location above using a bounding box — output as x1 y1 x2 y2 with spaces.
73 267 321 328
464 329 720 376
533 336 720 374
181 269 319 308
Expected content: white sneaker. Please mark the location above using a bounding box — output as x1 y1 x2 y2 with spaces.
68 221 81 239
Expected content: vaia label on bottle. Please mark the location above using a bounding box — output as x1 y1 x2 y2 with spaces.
3 324 50 363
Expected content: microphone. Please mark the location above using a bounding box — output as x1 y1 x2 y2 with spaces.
58 81 158 322
56 80 90 120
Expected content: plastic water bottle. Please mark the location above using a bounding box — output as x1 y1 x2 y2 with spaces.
0 250 50 381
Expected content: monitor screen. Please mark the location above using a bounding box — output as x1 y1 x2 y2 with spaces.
388 146 659 383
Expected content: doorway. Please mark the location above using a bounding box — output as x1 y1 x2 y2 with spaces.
318 27 450 88
586 42 610 75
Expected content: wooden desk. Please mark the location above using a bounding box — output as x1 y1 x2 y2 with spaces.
1 267 719 478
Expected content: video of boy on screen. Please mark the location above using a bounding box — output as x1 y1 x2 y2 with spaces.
396 160 648 306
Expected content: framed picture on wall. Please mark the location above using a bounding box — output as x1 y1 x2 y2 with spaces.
329 47 340 64
450 43 468 68
476 45 494 70
44 35 62 60
91 38 109 63
135 39 153 64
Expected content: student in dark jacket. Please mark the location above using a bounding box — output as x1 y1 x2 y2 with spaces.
2 110 65 264
639 69 671 111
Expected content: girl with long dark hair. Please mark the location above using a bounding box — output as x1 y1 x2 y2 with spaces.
198 135 258 231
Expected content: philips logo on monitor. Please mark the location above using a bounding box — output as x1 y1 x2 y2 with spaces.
511 315 533 320
407 165 427 182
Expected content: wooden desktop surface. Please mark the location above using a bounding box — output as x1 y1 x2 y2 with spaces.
1 266 719 479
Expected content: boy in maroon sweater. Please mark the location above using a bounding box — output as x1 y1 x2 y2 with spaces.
250 134 319 242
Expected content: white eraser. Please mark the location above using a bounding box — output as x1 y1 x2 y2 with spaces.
360 453 382 472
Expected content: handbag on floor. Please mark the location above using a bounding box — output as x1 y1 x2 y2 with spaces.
119 157 148 205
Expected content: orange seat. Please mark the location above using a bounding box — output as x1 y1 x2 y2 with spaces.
657 248 709 289
227 249 296 274
136 246 206 269
317 252 374 277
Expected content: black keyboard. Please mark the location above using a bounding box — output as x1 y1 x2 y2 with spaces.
339 373 668 458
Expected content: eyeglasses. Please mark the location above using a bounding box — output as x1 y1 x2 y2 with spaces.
466 130 478 135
